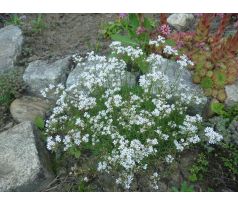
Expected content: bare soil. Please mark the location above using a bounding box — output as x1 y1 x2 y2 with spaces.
19 13 117 63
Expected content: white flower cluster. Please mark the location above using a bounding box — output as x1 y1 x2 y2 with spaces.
204 127 223 144
165 155 174 164
43 45 223 191
149 172 160 190
149 35 165 47
110 41 144 61
163 45 178 56
176 54 194 69
146 53 166 71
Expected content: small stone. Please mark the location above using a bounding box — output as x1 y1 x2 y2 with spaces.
23 57 70 98
0 121 53 191
10 96 51 123
225 80 238 106
167 13 195 31
0 25 23 74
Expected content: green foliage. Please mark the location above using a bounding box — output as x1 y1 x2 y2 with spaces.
220 143 238 175
211 102 226 116
201 77 213 89
165 39 176 47
5 14 22 26
189 153 208 182
0 70 26 108
104 14 155 50
211 101 238 121
34 116 45 130
214 72 226 88
111 34 139 47
78 181 87 192
189 107 238 190
100 21 123 38
225 103 238 121
171 182 195 192
31 14 47 33
68 147 81 159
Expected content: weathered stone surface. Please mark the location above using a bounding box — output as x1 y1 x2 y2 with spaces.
66 62 136 89
0 122 14 132
0 121 53 191
152 58 207 113
0 25 23 74
10 96 51 123
167 13 195 31
23 57 70 98
225 80 238 106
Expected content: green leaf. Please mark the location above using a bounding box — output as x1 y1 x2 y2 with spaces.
201 77 213 89
69 147 81 159
34 116 45 130
74 150 81 159
144 17 155 30
189 174 197 182
111 34 139 46
211 102 227 116
165 39 176 47
215 72 226 87
180 182 194 192
128 14 139 29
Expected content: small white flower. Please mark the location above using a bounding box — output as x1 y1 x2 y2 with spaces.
204 127 223 144
83 177 89 182
165 155 174 164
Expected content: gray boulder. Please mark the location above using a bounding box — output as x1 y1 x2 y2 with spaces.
152 58 207 113
66 62 136 89
167 13 195 31
0 121 53 191
0 25 23 74
23 57 70 98
10 96 51 123
157 58 204 94
225 80 238 106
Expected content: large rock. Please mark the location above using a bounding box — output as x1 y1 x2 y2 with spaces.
23 57 70 98
0 25 23 74
225 80 238 106
152 58 207 113
66 62 136 89
0 121 53 191
167 14 195 31
10 96 51 123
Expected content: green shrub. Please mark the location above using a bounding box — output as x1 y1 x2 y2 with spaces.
31 14 47 33
171 181 195 192
5 14 22 26
0 70 26 108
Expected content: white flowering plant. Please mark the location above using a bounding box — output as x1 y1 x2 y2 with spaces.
109 35 194 76
42 42 223 191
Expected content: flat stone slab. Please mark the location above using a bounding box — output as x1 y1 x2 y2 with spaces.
0 121 53 191
0 25 23 74
23 57 70 98
10 96 51 123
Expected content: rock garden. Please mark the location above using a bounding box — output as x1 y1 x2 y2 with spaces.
0 13 238 192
